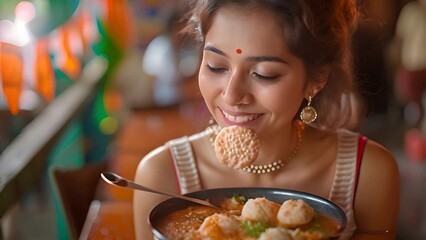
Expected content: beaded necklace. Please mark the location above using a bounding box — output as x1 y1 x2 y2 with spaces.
207 121 304 174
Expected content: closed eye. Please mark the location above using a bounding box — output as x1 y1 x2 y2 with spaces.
206 64 227 73
252 72 279 80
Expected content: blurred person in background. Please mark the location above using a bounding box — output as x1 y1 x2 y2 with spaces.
142 9 199 107
393 0 426 126
393 0 426 161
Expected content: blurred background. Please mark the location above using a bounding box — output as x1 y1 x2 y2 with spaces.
0 0 425 239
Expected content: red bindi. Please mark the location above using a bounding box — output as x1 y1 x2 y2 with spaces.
236 48 242 54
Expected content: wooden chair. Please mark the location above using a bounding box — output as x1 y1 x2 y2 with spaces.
50 160 108 239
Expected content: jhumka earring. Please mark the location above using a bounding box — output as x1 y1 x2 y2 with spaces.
300 95 317 124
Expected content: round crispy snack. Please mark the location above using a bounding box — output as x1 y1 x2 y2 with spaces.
214 126 260 169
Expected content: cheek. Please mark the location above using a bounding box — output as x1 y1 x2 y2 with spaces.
198 70 211 99
258 86 303 118
198 70 220 105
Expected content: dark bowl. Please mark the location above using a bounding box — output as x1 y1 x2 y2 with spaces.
149 187 347 239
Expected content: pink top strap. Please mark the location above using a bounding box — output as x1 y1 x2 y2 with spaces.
354 135 367 197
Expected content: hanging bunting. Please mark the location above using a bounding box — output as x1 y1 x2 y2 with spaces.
0 42 24 115
98 0 135 51
90 22 123 136
34 38 55 102
56 26 81 80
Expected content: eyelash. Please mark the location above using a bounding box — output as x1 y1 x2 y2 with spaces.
206 65 226 73
206 64 279 80
252 72 279 81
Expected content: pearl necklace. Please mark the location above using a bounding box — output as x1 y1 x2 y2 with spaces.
207 121 304 174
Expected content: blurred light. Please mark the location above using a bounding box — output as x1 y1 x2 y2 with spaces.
15 1 36 23
13 19 31 46
0 19 31 47
0 20 15 42
5 1 36 46
404 102 421 127
99 116 119 135
0 20 26 46
179 54 198 77
142 35 169 76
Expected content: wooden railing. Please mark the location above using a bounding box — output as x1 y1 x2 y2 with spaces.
0 56 108 221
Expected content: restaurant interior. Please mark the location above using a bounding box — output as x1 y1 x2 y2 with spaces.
0 0 425 239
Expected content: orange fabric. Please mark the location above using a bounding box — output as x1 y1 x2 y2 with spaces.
0 42 23 115
102 0 135 49
58 27 81 79
104 89 123 113
34 39 55 102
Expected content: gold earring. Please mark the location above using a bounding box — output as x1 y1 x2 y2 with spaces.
208 117 216 126
300 96 317 124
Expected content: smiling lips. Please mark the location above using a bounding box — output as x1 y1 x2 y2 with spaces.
222 110 262 123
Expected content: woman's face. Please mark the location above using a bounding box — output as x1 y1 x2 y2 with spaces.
199 5 308 135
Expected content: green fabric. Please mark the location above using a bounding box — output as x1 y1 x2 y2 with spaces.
81 17 126 162
48 120 84 240
31 0 80 37
54 68 75 96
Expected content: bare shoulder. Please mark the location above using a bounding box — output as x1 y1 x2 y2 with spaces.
134 130 209 191
133 145 178 240
354 138 400 238
134 144 179 192
357 139 400 207
137 145 170 173
361 139 399 176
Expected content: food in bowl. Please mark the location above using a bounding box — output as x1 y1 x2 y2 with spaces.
149 188 346 240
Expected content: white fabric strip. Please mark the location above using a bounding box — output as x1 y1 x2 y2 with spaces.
329 130 359 239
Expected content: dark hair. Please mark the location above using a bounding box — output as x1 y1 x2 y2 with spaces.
183 0 360 130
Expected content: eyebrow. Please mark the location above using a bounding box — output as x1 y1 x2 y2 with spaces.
204 45 228 57
203 45 287 64
245 56 287 64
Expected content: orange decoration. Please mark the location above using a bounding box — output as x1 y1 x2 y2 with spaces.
34 39 55 102
0 42 24 115
104 88 123 113
57 27 81 80
102 0 135 49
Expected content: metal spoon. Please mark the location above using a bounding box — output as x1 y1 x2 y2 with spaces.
101 172 220 209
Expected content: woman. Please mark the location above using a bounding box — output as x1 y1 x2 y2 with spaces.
134 1 400 239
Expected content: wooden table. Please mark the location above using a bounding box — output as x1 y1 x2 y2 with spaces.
80 200 135 240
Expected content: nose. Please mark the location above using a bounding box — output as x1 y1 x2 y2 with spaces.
222 71 252 105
